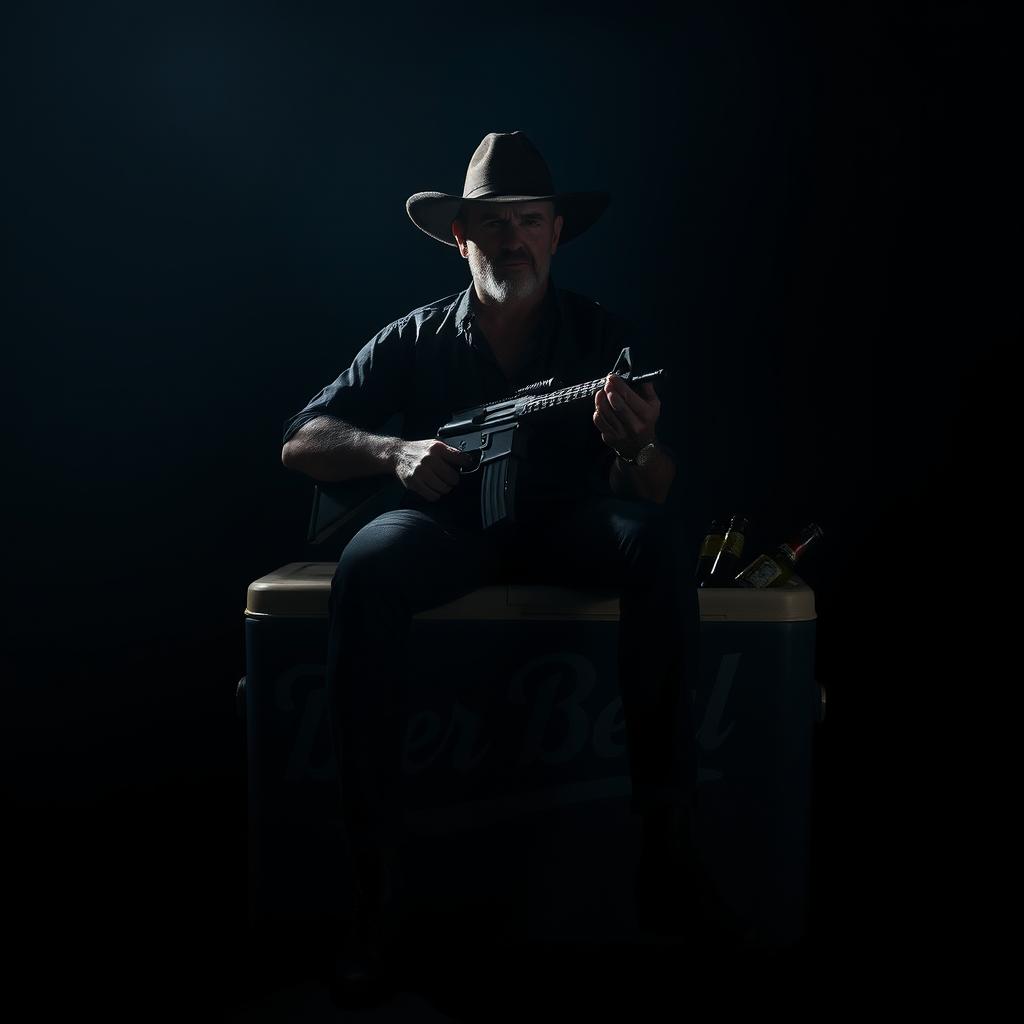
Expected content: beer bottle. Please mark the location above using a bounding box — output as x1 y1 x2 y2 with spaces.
703 514 751 587
695 519 725 584
734 523 824 588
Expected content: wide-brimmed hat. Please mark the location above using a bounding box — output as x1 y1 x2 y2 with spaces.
406 131 610 247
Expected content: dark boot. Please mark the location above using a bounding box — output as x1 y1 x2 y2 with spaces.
330 840 405 1005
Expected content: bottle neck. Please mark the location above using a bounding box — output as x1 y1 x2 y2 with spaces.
783 540 805 562
786 526 821 562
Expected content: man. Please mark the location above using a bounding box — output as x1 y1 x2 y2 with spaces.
281 131 734 1001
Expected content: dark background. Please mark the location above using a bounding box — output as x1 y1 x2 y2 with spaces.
5 0 1013 1009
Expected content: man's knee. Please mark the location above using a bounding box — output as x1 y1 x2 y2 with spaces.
331 510 426 599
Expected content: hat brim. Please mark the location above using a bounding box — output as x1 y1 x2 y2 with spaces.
406 191 610 247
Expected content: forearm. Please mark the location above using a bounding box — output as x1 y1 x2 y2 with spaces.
281 415 403 483
608 446 677 504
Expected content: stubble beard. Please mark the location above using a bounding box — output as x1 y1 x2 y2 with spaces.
470 248 545 306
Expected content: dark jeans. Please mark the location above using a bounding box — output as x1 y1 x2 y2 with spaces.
325 492 701 857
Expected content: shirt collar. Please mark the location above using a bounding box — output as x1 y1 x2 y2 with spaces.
454 274 562 341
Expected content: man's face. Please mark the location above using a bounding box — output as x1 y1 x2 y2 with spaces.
452 200 564 306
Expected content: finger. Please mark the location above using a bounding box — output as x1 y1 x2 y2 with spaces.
441 444 476 466
595 392 626 436
606 376 655 421
606 374 663 409
594 406 625 440
437 464 462 487
423 467 455 494
604 375 642 409
592 404 611 434
424 453 460 486
605 388 645 434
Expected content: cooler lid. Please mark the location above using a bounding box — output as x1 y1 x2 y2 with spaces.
246 563 815 622
246 562 337 618
697 576 816 622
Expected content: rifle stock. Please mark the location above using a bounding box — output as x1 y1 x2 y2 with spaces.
306 475 397 545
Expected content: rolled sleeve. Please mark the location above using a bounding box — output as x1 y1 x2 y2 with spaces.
281 319 413 444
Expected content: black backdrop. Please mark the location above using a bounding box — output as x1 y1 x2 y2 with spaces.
5 0 1013 1009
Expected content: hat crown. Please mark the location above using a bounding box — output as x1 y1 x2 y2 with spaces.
462 131 555 200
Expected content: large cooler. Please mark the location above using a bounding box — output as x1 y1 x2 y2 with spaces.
240 563 823 949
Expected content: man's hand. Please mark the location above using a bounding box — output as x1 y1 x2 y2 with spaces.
393 439 475 501
593 374 660 458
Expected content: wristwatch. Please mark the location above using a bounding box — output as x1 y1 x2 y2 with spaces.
616 441 657 468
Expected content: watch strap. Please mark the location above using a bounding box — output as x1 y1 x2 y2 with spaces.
616 441 657 465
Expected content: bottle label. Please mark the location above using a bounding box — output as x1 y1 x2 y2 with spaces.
722 532 745 558
699 535 724 557
744 557 783 588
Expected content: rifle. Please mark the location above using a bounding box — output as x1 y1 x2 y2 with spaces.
306 346 663 542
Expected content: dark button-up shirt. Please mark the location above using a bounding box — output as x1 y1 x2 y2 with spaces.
282 275 666 527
